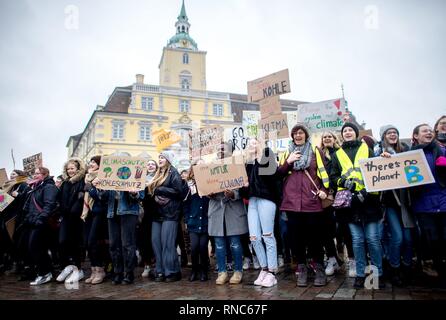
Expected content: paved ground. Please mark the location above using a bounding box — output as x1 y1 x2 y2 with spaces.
1 263 445 300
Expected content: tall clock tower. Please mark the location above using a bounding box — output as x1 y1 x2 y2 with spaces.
159 0 207 91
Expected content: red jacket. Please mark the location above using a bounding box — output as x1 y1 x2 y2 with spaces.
278 151 325 213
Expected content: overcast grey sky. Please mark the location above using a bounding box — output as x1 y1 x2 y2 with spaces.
0 0 445 176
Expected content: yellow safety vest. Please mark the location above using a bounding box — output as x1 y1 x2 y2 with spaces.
279 145 329 189
336 142 369 192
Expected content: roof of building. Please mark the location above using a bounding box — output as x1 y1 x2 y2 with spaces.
103 86 132 113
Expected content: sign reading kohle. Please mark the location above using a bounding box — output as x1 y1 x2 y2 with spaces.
97 156 147 191
23 153 43 177
297 98 346 132
247 69 290 103
359 150 435 192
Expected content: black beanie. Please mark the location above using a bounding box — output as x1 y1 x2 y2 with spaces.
90 155 102 166
341 122 359 139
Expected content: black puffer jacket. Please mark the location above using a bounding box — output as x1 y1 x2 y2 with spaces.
330 140 382 224
59 178 85 217
23 177 59 227
152 167 188 222
245 147 280 204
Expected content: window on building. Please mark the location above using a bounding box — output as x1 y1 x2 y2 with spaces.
213 103 224 116
181 78 190 90
141 96 153 111
139 125 152 141
112 122 124 139
180 100 190 113
183 53 189 64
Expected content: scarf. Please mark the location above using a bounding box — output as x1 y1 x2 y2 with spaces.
289 141 312 171
437 133 446 145
412 140 446 187
2 176 28 195
81 170 99 221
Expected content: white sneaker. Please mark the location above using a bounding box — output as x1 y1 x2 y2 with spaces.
243 257 251 271
278 255 285 268
65 269 84 284
261 272 277 288
30 273 52 286
141 265 151 278
252 256 261 270
325 257 340 276
254 270 268 286
56 265 74 282
348 259 357 278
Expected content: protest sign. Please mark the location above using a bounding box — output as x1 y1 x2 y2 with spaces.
0 190 15 212
297 98 346 132
97 156 147 191
259 96 282 119
153 129 182 152
247 69 290 102
23 153 43 177
225 126 250 152
5 216 16 240
193 156 248 196
359 129 374 139
259 113 290 139
189 126 224 161
359 150 435 192
0 168 8 187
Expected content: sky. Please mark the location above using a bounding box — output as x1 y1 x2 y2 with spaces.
0 0 445 176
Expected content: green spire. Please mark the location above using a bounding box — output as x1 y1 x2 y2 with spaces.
178 0 188 22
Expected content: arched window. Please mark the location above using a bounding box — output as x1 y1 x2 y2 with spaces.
181 26 185 32
183 53 189 64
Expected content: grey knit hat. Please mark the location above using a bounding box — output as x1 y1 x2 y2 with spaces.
160 150 175 165
379 125 399 140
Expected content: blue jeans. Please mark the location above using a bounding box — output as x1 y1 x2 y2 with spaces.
214 236 243 272
385 207 413 268
349 221 383 277
248 197 277 271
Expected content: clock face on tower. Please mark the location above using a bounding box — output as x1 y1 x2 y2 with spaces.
182 39 188 46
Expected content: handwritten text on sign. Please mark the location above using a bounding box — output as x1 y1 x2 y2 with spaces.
258 113 290 140
297 98 346 132
193 156 248 196
259 96 282 119
358 150 435 192
153 129 181 152
189 126 224 160
247 69 290 102
23 153 43 177
97 156 147 191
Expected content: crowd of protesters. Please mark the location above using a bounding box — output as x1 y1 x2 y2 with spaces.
0 115 445 290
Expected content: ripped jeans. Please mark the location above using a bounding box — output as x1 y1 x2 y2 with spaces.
214 236 243 272
248 197 278 271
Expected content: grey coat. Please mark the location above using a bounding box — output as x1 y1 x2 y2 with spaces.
207 190 248 237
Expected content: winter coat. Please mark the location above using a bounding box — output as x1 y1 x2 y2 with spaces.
330 140 382 224
87 186 109 216
207 190 248 237
411 141 446 213
151 167 187 222
1 181 30 223
245 147 280 204
277 148 327 213
59 158 86 217
183 192 209 234
101 190 144 218
23 177 59 227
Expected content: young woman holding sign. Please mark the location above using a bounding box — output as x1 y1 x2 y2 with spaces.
411 123 446 286
374 125 414 286
330 123 384 289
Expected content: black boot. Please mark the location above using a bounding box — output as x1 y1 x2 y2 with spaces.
189 270 199 282
123 271 134 284
112 273 123 285
400 264 412 286
389 266 403 287
200 266 208 282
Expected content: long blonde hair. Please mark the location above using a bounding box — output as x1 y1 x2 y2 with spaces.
147 162 172 195
319 131 341 160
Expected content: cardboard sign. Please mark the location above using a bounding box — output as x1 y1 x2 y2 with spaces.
97 156 147 191
153 129 182 152
359 129 374 139
0 190 15 212
23 153 43 177
5 216 16 240
359 150 436 192
247 69 291 102
189 126 224 161
259 113 290 140
297 98 346 132
259 96 282 119
193 156 248 196
0 168 8 187
225 126 250 152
